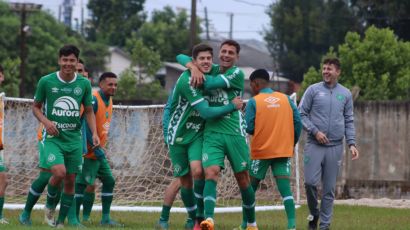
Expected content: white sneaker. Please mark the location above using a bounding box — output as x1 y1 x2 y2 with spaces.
0 218 9 224
44 206 56 227
56 223 64 228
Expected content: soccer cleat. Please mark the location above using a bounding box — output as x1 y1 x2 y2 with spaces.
45 206 56 227
233 225 246 230
100 219 124 227
307 214 319 230
194 221 201 230
245 226 258 230
200 218 214 230
19 213 32 226
185 218 195 230
0 218 9 224
155 220 169 230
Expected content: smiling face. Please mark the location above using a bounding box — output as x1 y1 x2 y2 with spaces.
100 77 118 97
322 63 340 86
58 54 78 77
193 50 213 73
218 44 239 71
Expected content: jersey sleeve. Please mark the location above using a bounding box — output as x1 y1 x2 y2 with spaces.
178 73 205 106
176 54 192 67
34 78 46 103
82 81 93 107
204 66 244 91
244 98 256 135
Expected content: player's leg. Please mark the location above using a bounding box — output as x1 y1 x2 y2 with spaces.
200 132 225 230
303 143 324 230
319 144 343 230
0 169 8 224
272 158 295 230
157 179 181 229
188 136 205 228
227 134 257 230
82 184 96 222
55 142 83 227
169 143 196 229
99 158 123 227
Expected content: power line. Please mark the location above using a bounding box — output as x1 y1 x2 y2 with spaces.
232 0 268 8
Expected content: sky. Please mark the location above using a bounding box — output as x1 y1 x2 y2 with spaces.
7 0 271 41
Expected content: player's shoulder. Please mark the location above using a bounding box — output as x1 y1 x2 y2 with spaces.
176 71 190 86
39 72 58 82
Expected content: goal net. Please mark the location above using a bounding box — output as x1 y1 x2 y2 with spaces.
2 94 301 212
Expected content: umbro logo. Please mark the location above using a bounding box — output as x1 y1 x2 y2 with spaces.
51 87 59 93
264 96 280 108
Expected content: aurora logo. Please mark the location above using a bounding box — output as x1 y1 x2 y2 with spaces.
52 96 80 117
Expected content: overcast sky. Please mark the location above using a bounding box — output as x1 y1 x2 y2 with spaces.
7 0 271 41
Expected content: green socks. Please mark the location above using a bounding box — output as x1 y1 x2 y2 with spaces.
194 179 205 218
101 176 115 222
241 178 260 228
23 171 52 215
75 183 86 221
0 197 4 219
46 183 59 209
82 191 95 221
240 185 256 224
56 193 74 224
276 177 295 229
180 187 196 221
159 205 171 222
203 179 217 219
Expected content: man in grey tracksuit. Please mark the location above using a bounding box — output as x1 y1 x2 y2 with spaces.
298 57 359 230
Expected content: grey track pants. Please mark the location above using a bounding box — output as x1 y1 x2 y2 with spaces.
303 142 343 229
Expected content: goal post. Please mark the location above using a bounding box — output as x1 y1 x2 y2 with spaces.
2 94 301 212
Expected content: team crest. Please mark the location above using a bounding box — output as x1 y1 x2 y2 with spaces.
74 87 82 96
202 153 208 162
174 164 181 174
47 154 56 163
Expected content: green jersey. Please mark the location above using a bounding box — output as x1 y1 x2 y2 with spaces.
34 71 92 143
167 70 205 145
204 65 246 136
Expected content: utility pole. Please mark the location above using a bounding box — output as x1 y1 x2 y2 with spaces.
229 13 234 39
204 7 210 40
9 2 42 97
189 0 197 51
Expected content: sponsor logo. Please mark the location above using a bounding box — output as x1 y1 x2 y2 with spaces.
74 87 82 96
51 87 59 93
47 153 56 163
54 121 77 130
52 96 80 117
186 122 201 132
264 96 280 108
61 88 72 94
103 121 110 131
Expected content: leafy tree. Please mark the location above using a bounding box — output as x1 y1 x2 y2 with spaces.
0 58 20 97
87 0 146 47
136 6 201 61
301 26 410 100
351 0 410 41
265 0 358 83
115 68 137 100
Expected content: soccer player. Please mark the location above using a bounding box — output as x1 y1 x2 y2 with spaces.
73 72 122 227
161 43 243 230
299 57 359 230
177 40 258 230
243 69 302 230
0 65 8 224
20 44 99 227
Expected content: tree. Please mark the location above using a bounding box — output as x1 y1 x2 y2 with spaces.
351 0 410 41
87 0 146 47
0 58 20 97
301 26 410 100
264 0 359 83
136 6 201 61
115 69 137 100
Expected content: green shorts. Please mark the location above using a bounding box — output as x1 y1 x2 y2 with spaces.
38 140 83 174
76 158 113 185
250 157 292 180
202 131 250 173
0 151 5 172
168 136 203 177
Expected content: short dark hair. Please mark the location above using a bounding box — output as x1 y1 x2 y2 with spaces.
79 59 85 64
323 57 341 70
0 64 3 73
192 43 213 60
220 39 241 54
250 69 270 82
59 44 80 59
99 72 117 83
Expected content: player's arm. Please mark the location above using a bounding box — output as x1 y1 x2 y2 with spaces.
193 97 242 120
176 54 219 87
244 98 256 135
298 86 320 135
162 88 174 144
32 78 59 136
287 96 302 145
83 82 100 147
203 67 244 91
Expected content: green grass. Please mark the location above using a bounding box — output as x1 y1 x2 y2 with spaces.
1 205 409 229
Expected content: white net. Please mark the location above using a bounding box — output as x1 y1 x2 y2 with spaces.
2 95 302 209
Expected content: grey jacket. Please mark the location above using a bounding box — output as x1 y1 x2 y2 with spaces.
298 82 356 146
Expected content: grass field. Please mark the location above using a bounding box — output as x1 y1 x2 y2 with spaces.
1 205 409 229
